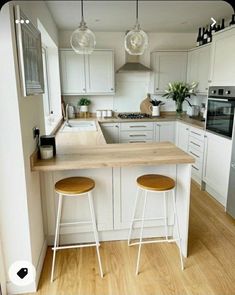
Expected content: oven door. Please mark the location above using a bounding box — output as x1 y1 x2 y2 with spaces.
206 98 235 138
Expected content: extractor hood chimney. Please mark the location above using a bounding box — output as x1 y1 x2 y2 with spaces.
116 51 152 73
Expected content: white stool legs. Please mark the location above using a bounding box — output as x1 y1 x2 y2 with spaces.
128 187 184 274
51 191 103 282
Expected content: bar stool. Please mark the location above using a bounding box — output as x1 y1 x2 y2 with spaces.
128 174 184 275
51 177 103 282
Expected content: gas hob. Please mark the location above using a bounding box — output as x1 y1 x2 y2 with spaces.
117 113 152 119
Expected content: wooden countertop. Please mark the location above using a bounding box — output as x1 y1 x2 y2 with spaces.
31 142 194 171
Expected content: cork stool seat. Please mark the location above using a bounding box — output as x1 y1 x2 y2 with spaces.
128 174 184 275
51 177 103 282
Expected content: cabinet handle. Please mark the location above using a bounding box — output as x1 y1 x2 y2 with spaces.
156 88 159 90
111 88 114 91
192 165 199 171
208 80 212 83
189 150 200 158
83 88 86 91
156 124 161 127
190 141 201 147
115 125 119 128
129 134 146 137
129 141 146 143
204 135 207 138
129 126 147 128
191 130 201 136
205 88 208 90
186 128 189 131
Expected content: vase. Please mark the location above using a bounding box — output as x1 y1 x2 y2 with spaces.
80 105 88 112
175 100 183 116
150 105 160 117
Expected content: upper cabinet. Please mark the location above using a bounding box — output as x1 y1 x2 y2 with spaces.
150 51 188 94
209 27 235 86
60 49 115 95
187 44 211 94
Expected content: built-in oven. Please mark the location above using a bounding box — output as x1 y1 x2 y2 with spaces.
206 86 235 138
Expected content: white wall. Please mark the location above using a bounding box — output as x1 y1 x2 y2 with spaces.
0 1 59 293
59 30 204 113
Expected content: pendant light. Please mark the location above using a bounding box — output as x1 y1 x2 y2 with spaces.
70 0 96 54
124 0 148 55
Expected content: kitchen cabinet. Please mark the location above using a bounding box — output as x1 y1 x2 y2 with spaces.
203 131 232 205
176 122 190 152
187 44 211 94
155 122 175 143
59 49 115 95
100 123 119 143
150 51 188 94
209 27 235 86
119 122 154 143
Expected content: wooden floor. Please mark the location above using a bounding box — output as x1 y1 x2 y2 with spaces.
28 181 235 295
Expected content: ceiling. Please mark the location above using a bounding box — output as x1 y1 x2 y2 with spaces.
46 1 233 33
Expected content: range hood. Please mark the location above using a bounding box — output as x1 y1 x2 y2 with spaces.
116 52 152 73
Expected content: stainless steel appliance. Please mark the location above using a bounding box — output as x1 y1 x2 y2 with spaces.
117 113 152 119
226 140 235 218
206 86 235 138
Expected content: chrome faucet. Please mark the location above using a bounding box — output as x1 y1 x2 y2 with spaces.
65 104 72 127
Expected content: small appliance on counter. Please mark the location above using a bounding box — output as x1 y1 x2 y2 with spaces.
186 105 200 117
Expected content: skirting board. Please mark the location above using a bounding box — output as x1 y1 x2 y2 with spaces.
6 239 47 294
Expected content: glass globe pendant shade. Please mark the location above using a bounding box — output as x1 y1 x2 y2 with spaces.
70 21 96 54
125 23 148 55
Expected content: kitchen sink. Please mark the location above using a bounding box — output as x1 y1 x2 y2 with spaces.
60 120 97 132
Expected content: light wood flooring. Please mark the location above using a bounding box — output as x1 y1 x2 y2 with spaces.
28 181 235 295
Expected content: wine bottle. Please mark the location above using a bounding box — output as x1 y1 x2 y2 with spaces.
196 28 202 47
221 18 225 30
211 24 216 35
207 26 212 43
216 21 221 32
230 14 235 26
203 26 208 45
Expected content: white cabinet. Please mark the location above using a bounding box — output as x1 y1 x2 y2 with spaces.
176 122 190 152
155 122 175 143
119 122 154 143
150 51 188 94
100 123 119 143
60 49 115 95
209 27 235 86
187 44 211 94
203 131 232 205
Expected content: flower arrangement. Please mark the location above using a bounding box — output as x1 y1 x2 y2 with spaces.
163 81 197 114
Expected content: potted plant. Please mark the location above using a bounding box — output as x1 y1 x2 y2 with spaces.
163 82 197 115
149 99 165 117
78 98 91 113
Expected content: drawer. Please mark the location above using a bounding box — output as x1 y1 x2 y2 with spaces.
120 139 153 143
188 136 204 153
189 126 205 141
120 122 154 131
120 130 153 140
191 158 202 174
188 146 203 163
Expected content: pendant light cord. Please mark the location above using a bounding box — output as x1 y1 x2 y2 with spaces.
81 0 84 22
136 0 139 22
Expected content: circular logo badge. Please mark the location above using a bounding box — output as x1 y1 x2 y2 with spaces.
8 261 36 286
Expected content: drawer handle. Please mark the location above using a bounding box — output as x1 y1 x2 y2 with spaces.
191 131 201 136
192 165 199 171
129 141 146 143
189 151 200 158
129 134 146 137
190 141 201 147
129 126 147 128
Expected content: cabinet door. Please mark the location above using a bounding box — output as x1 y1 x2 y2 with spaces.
197 45 211 93
176 122 189 152
60 50 86 95
187 50 199 85
210 28 235 86
156 122 175 143
86 50 114 94
151 51 187 93
203 132 232 205
100 123 119 143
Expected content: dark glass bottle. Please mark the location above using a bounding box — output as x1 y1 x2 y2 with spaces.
196 28 202 47
207 26 212 43
216 22 221 32
230 14 235 26
203 26 208 45
221 19 225 30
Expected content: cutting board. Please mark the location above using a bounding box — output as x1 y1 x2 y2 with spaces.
140 97 152 115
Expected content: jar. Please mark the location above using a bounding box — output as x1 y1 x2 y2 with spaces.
40 145 53 160
96 110 102 118
102 110 107 117
106 110 113 117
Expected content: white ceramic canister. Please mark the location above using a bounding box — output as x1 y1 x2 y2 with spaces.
40 145 53 160
102 110 107 117
80 105 88 112
151 105 160 117
106 110 112 117
96 110 102 118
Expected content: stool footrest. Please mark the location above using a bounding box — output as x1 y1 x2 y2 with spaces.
60 220 92 226
52 243 99 251
129 238 180 246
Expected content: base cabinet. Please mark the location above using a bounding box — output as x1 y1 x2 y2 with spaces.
203 132 232 205
100 123 119 143
176 122 190 152
155 122 175 143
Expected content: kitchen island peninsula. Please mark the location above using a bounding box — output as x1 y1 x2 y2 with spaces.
31 120 194 257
